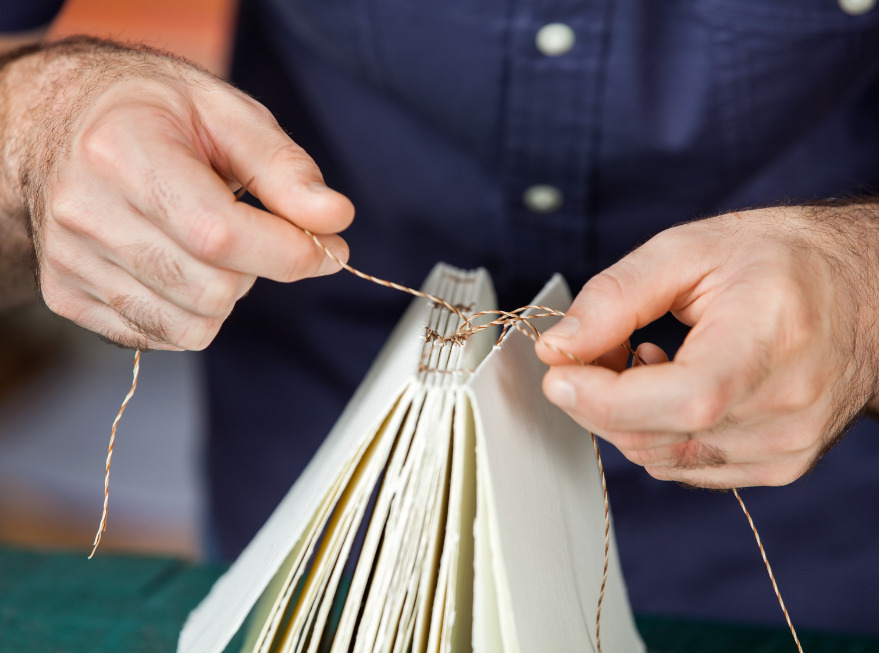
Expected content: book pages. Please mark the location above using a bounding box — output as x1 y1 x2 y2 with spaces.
178 264 644 653
468 276 643 653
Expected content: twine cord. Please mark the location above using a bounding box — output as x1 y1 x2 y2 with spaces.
89 348 141 559
734 488 804 653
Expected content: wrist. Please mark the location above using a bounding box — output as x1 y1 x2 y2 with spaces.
0 44 50 306
796 198 879 416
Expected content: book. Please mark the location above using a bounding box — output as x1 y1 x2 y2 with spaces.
178 263 644 653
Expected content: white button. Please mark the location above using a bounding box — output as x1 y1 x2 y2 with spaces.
523 185 564 213
535 23 576 57
839 0 875 15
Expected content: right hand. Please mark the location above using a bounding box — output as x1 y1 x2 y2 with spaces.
1 37 353 350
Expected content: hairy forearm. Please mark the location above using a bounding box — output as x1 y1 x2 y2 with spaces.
0 43 43 307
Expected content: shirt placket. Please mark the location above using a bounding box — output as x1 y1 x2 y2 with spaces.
498 0 612 287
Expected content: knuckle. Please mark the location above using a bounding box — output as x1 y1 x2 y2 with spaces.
279 257 308 283
609 430 639 450
111 294 172 346
758 462 804 487
279 244 323 282
176 316 222 351
40 276 71 317
775 301 814 353
238 94 276 123
589 393 618 432
619 446 650 467
644 465 674 482
47 182 90 232
610 430 656 452
79 113 128 171
670 439 727 469
187 210 233 263
582 270 627 307
776 377 823 414
268 142 319 179
194 273 241 317
679 386 727 431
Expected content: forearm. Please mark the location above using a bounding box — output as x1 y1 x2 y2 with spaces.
0 42 43 307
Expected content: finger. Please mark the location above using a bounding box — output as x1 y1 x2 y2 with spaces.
632 342 668 366
42 256 226 350
596 428 691 452
197 90 355 234
644 456 813 488
537 226 712 366
66 219 257 319
543 361 725 434
113 137 349 282
643 463 755 489
543 284 774 433
47 192 257 318
623 411 823 467
593 341 632 372
98 288 225 351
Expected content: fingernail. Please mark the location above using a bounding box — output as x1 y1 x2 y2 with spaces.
309 181 330 193
545 316 580 340
545 378 576 409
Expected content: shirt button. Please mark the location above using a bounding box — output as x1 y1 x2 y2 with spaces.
523 185 564 213
535 23 576 57
838 0 875 14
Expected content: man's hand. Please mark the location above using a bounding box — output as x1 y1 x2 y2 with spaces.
537 205 879 488
0 37 353 350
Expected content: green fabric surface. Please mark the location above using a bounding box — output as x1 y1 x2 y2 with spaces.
0 547 876 652
0 547 223 653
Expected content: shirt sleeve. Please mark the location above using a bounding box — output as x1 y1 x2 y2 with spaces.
0 0 65 33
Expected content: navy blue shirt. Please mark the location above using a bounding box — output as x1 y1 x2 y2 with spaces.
5 0 879 636
0 1 63 32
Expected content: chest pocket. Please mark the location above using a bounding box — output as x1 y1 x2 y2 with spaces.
699 0 879 177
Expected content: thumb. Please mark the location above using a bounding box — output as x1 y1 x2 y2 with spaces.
196 87 355 235
537 228 704 366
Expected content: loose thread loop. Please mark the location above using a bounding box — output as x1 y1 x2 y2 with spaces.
89 348 141 559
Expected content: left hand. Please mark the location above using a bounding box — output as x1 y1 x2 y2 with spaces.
536 204 879 488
